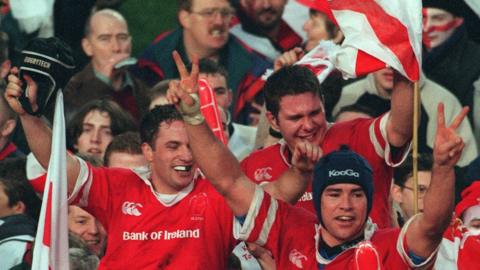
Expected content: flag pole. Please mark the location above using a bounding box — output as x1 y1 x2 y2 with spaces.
412 81 420 214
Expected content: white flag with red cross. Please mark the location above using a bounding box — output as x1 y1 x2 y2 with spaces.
31 91 70 270
319 0 422 81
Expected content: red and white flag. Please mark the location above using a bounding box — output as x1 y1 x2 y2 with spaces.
31 91 70 270
323 0 422 81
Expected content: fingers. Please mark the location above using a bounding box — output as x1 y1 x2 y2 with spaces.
437 103 445 128
435 136 464 165
449 106 469 130
5 68 26 114
22 74 39 112
190 54 199 89
172 51 189 80
273 48 303 70
166 79 195 106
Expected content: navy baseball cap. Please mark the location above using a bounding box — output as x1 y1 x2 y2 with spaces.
312 145 374 225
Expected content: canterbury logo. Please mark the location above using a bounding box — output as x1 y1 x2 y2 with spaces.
254 167 272 181
329 169 359 178
289 249 307 269
122 202 143 216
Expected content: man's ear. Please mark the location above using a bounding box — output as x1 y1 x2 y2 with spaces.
12 201 26 215
178 10 191 29
391 184 403 204
141 143 154 163
266 111 280 132
81 38 93 57
0 119 16 138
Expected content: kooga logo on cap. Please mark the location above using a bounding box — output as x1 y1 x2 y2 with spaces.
329 169 359 178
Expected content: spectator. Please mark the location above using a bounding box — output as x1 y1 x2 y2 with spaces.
229 0 304 61
60 9 150 122
67 98 137 160
240 65 414 229
197 58 257 160
103 131 147 169
333 67 477 167
135 0 271 125
0 157 41 269
392 154 433 227
0 85 24 160
297 0 343 51
68 205 107 258
169 73 466 268
422 0 480 147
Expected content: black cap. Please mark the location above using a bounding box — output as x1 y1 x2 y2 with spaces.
422 0 467 17
312 146 374 225
17 37 75 116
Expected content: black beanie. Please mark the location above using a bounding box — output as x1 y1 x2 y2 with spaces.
312 146 374 225
17 37 75 116
422 0 467 17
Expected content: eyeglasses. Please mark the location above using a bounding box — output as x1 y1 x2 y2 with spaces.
190 8 235 20
401 184 429 198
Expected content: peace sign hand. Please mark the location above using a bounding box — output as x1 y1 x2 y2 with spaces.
166 51 199 107
433 103 468 167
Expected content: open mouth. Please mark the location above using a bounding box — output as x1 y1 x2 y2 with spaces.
173 165 193 172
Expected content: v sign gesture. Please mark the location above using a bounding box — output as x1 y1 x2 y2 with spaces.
433 103 469 167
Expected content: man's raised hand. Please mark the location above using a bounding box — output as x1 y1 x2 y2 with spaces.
166 51 199 107
433 103 468 167
5 67 38 115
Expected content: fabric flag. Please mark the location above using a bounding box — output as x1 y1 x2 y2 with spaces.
198 79 228 145
31 91 70 270
324 0 422 81
465 0 480 17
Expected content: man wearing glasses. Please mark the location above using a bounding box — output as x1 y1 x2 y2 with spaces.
135 0 271 125
392 154 433 227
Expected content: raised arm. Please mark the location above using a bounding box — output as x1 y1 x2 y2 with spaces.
406 103 468 258
167 52 319 215
5 68 80 194
386 72 415 147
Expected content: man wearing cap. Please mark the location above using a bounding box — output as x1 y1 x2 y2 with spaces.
422 0 480 148
167 64 468 268
60 9 150 122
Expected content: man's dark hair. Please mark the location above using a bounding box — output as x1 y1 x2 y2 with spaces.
394 153 433 187
67 99 137 152
104 131 143 166
140 104 183 147
177 0 193 11
0 157 41 220
264 65 324 117
197 58 229 81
